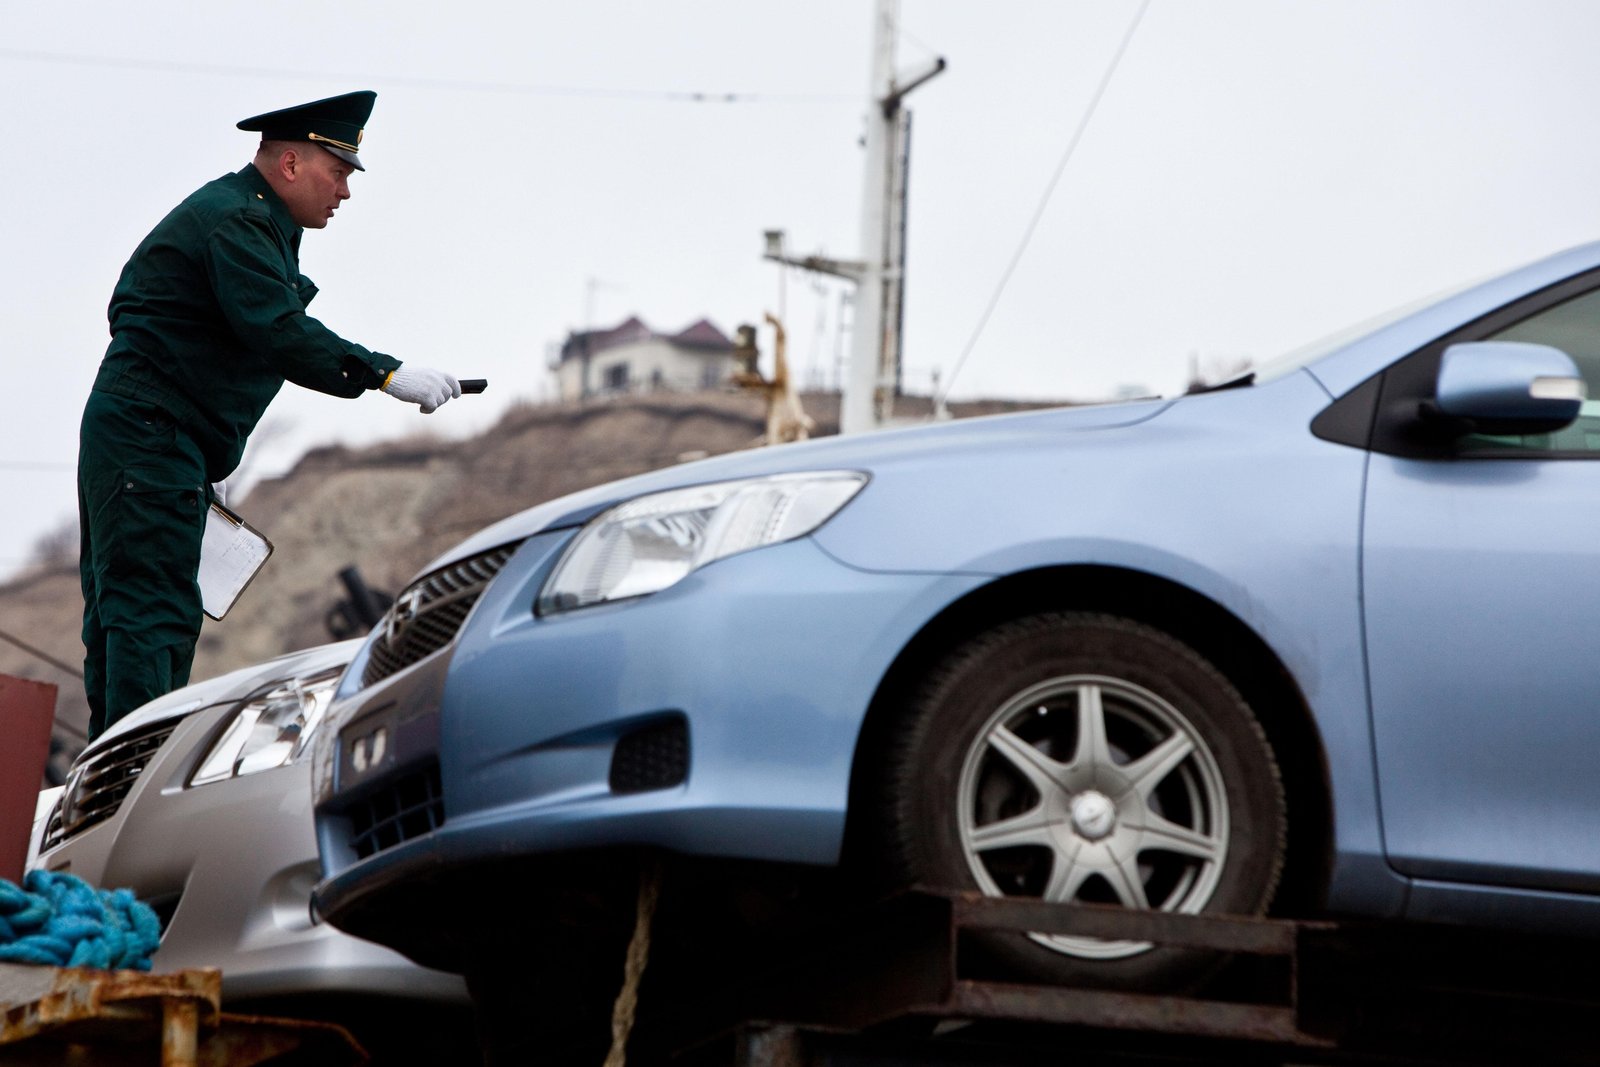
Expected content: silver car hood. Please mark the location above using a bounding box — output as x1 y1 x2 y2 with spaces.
88 640 362 754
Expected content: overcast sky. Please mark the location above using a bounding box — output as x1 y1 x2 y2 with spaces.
5 0 1600 578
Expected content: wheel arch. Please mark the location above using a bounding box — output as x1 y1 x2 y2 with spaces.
842 564 1334 915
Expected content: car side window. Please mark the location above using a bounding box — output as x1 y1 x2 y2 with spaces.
1460 287 1600 455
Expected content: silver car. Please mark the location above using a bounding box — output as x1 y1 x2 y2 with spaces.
29 641 469 1026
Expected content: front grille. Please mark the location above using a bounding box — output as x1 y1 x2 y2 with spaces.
41 720 179 851
362 542 520 687
348 761 445 861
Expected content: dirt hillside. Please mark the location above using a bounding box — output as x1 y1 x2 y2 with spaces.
0 389 1054 750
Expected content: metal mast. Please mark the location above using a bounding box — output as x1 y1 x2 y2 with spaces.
765 0 943 434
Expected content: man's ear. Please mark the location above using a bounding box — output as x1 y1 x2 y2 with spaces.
277 149 300 182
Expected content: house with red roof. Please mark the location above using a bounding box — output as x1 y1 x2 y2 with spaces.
553 316 736 401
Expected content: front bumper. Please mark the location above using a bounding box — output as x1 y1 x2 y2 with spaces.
313 529 986 933
33 699 466 1003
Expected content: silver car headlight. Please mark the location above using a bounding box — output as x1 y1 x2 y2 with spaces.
190 665 344 786
538 471 868 614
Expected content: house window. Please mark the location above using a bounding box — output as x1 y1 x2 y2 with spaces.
603 363 629 392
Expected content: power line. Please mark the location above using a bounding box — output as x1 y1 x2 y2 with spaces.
0 627 81 682
892 18 944 65
0 626 88 744
937 0 1152 404
0 47 856 104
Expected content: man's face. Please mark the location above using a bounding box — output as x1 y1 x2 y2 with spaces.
282 146 353 229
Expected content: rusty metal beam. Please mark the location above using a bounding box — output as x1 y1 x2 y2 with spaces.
946 979 1327 1046
0 964 365 1065
0 674 56 882
947 891 1326 954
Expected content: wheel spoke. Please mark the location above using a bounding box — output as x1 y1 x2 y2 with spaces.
969 805 1056 853
1138 812 1224 864
1105 851 1151 910
1122 731 1195 799
1070 683 1112 772
1041 840 1094 903
987 723 1066 795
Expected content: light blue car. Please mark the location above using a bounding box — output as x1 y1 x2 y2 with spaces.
312 241 1600 994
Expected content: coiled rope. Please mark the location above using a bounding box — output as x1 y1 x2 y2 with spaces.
0 870 161 971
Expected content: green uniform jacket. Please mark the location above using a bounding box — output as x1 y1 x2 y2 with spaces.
93 163 400 481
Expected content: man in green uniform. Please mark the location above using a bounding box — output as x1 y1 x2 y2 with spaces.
78 90 460 739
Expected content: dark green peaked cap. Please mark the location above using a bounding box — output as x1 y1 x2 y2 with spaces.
237 90 376 171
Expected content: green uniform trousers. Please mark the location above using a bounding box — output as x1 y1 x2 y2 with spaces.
78 390 211 740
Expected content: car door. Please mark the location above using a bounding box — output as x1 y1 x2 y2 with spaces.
1363 277 1600 893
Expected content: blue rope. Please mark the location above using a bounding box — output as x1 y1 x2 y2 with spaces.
0 871 161 970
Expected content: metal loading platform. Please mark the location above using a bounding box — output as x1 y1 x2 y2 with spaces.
0 962 366 1066
629 889 1600 1066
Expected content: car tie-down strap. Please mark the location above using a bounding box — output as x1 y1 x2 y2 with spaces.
0 870 161 970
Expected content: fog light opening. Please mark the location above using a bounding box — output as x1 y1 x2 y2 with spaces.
609 718 689 795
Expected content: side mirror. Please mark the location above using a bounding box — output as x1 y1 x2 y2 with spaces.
1429 341 1585 436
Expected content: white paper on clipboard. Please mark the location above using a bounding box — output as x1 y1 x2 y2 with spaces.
199 503 273 620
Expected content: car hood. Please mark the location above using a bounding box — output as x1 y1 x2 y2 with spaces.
428 397 1178 570
432 240 1600 578
88 640 361 754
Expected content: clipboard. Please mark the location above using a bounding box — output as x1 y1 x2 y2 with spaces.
199 503 274 620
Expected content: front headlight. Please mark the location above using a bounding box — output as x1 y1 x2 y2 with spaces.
538 471 867 614
189 665 344 786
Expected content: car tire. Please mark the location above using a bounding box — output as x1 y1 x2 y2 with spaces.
879 612 1286 989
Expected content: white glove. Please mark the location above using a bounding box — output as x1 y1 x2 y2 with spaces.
210 481 227 507
383 366 461 414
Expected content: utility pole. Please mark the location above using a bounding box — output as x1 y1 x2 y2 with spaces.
765 0 944 434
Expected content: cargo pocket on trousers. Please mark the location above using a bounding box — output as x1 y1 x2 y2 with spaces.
104 465 207 580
